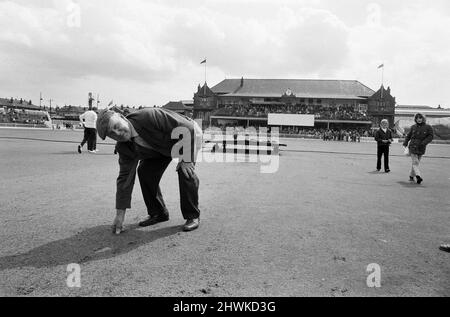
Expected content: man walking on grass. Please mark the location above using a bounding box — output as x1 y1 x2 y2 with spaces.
78 108 98 154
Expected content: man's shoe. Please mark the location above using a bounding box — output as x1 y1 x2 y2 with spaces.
377 169 381 172
78 145 82 154
409 176 415 182
416 176 423 185
139 214 169 227
183 218 200 232
385 169 391 173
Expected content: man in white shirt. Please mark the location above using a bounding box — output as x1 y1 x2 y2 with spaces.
78 109 98 153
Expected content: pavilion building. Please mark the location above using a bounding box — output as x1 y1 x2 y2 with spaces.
193 78 396 130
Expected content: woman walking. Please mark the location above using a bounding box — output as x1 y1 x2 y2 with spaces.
402 113 434 184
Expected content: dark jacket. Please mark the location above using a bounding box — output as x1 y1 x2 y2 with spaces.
374 128 393 147
116 108 197 162
114 108 199 210
403 113 434 156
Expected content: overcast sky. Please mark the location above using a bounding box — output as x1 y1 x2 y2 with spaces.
1 0 449 108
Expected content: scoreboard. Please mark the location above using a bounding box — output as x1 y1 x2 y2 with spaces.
268 114 315 127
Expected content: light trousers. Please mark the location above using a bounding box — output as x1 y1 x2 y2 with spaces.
410 154 422 178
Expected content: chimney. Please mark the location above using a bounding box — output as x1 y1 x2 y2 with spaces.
240 77 244 87
387 86 391 94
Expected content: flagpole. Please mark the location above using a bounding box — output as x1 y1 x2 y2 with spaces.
381 66 383 99
378 63 384 99
204 58 207 84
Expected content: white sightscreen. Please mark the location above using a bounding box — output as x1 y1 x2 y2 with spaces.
268 114 315 127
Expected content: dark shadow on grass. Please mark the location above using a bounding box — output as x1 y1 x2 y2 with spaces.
0 225 182 270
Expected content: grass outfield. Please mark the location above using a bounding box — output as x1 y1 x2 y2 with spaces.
0 128 449 297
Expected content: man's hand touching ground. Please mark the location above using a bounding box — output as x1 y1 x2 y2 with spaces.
112 209 126 235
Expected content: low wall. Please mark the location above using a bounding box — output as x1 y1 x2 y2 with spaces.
2 125 449 144
0 123 49 129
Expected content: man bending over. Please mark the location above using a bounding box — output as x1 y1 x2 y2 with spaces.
96 106 202 234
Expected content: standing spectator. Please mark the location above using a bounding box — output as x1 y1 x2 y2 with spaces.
78 109 98 154
402 113 434 184
374 119 393 173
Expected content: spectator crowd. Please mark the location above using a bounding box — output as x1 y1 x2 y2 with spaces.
213 104 371 121
0 108 48 125
210 124 379 142
280 127 375 142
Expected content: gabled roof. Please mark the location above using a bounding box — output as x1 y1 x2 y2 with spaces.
211 79 375 99
163 101 192 111
370 85 395 101
180 100 194 106
196 83 216 97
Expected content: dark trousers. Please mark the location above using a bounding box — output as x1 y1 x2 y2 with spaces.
87 128 97 151
377 146 390 171
81 129 89 147
137 157 200 220
81 128 97 151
